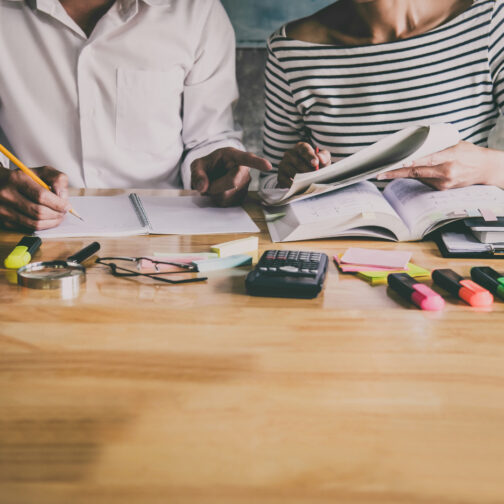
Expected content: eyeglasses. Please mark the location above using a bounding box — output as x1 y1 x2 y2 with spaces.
95 256 207 284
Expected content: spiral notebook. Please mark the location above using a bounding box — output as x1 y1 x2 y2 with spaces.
36 194 259 238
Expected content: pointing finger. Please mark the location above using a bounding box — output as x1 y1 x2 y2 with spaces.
221 148 272 173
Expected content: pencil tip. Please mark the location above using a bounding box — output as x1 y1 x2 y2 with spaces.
70 209 84 221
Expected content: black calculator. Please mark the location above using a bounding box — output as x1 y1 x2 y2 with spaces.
245 250 329 299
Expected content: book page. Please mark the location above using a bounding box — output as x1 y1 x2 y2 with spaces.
259 122 460 206
265 181 409 242
36 195 146 238
140 195 259 235
383 179 504 240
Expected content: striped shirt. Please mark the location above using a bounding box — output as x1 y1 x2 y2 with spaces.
262 0 504 170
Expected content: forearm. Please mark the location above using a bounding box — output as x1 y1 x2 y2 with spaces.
483 147 504 187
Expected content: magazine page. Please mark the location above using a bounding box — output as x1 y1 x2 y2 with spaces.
265 181 410 243
383 179 504 240
260 123 460 206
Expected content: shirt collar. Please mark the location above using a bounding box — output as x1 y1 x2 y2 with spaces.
6 0 173 24
6 0 173 9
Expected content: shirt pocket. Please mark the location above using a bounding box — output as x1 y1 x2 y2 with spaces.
116 68 184 155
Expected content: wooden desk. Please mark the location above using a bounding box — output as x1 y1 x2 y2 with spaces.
1 190 504 504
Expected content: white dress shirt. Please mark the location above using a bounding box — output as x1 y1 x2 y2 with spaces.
0 0 243 188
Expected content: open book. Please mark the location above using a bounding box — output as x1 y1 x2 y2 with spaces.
36 194 259 238
265 179 504 243
259 123 460 206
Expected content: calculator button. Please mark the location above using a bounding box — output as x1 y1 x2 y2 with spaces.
279 266 300 274
268 267 278 272
259 267 268 272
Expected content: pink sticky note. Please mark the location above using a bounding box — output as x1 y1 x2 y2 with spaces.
333 255 399 272
479 208 498 222
340 248 411 270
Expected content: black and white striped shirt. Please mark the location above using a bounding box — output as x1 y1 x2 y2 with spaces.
263 0 504 168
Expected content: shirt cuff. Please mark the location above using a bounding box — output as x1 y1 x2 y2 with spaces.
180 138 245 190
0 152 9 168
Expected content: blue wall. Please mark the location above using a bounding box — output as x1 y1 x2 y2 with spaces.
221 0 333 47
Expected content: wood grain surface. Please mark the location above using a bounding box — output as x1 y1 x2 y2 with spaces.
1 190 503 504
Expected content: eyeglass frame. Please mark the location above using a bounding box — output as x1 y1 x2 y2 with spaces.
95 256 207 284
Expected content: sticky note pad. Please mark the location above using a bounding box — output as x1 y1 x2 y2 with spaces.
153 252 218 260
192 254 252 272
340 248 412 270
210 236 259 259
334 254 400 273
357 263 430 285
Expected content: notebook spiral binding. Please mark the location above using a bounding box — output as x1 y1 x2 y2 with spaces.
129 193 152 231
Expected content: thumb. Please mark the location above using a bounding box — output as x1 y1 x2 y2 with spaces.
190 156 212 194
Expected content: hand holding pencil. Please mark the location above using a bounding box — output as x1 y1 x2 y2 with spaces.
277 142 332 188
0 144 82 231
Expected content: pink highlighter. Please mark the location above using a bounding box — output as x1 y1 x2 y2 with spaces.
388 273 445 311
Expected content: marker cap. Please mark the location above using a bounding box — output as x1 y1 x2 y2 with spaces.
4 246 32 269
411 283 445 311
459 279 493 307
4 237 42 269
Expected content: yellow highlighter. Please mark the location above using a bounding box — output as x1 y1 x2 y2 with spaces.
4 237 42 269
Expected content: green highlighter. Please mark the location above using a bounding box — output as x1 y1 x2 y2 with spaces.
4 237 42 269
470 266 504 300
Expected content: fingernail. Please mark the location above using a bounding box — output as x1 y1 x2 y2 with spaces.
311 158 319 168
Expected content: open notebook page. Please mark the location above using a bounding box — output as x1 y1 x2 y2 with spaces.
139 195 259 235
265 181 409 242
36 195 146 238
384 179 504 240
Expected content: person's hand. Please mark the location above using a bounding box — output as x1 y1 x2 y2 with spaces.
191 147 272 206
278 142 331 188
376 141 504 189
0 165 70 230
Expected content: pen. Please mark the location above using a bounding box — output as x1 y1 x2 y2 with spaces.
388 273 445 311
432 268 493 307
470 266 504 300
0 144 83 221
4 236 42 269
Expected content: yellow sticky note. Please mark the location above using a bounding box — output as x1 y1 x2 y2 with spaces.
357 263 430 285
210 236 259 260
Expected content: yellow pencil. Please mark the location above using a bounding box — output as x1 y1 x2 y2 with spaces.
0 144 83 221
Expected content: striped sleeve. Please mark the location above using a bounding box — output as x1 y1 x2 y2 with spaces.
489 0 504 112
262 33 306 168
